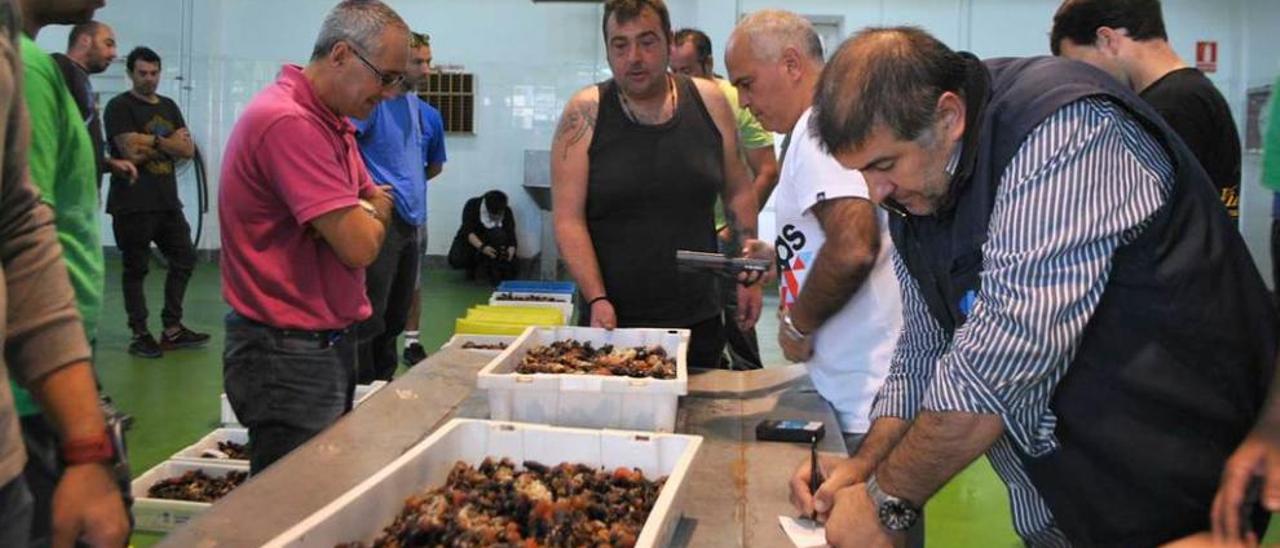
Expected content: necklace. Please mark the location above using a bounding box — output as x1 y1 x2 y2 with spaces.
618 75 675 124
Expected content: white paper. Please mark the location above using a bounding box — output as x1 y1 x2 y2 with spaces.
778 515 828 548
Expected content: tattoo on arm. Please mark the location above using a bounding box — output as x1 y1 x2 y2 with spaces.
555 100 597 159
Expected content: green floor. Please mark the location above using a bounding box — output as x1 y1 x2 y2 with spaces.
91 257 1267 546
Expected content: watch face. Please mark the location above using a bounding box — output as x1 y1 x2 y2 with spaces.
878 500 919 531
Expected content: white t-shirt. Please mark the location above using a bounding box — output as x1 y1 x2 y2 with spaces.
774 108 902 434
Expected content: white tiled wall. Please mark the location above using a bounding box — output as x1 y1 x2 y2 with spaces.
34 0 1280 284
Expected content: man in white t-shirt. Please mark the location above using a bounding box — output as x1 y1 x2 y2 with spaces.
727 11 902 452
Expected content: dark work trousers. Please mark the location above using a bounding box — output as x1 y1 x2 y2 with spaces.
1272 218 1280 303
472 226 517 286
720 278 763 370
222 312 357 475
111 210 196 333
17 415 55 547
717 239 762 369
686 314 728 369
0 476 32 548
356 216 420 383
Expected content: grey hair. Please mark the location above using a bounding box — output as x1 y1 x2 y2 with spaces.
728 10 824 64
310 0 408 61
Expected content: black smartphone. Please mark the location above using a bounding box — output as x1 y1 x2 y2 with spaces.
756 419 825 443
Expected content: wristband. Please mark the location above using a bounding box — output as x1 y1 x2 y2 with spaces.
780 308 809 342
587 295 610 307
60 430 115 466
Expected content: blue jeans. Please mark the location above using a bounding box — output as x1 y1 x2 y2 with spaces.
222 312 356 474
0 476 33 547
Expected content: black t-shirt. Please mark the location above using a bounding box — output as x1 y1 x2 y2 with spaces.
50 53 105 184
103 92 186 214
1140 67 1241 217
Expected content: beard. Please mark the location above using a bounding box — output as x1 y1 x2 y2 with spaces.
87 57 111 74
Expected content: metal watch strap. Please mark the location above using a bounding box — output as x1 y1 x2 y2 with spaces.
866 473 920 531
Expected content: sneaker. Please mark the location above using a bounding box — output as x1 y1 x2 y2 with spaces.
402 342 427 366
128 332 163 358
160 325 211 350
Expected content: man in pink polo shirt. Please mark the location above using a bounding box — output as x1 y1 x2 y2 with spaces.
218 0 408 474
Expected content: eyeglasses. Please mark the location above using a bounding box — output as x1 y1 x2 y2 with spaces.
349 44 405 89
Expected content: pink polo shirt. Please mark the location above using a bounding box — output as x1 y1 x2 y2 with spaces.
219 64 375 330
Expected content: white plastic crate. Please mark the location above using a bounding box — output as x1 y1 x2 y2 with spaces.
220 381 388 426
477 326 689 432
131 459 249 533
170 427 249 466
264 419 702 548
488 291 576 323
355 380 389 405
441 334 517 355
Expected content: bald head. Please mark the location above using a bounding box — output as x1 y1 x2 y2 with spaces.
812 26 967 154
67 21 116 74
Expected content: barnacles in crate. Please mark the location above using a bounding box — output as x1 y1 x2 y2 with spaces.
146 469 248 503
342 457 667 547
516 340 676 379
200 439 250 460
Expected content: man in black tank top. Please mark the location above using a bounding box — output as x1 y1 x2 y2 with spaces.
550 0 771 369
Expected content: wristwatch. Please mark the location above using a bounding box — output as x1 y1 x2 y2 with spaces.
60 430 116 466
866 474 920 531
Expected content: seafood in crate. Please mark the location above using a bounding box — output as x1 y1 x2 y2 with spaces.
477 327 689 431
338 457 666 547
517 340 675 379
147 469 249 503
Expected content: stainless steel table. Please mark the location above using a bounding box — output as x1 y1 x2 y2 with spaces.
158 349 844 547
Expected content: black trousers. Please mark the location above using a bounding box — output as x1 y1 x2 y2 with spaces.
1272 219 1280 301
356 217 420 383
719 278 762 370
111 210 196 333
471 226 517 285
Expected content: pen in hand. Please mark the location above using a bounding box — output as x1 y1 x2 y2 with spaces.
809 434 823 521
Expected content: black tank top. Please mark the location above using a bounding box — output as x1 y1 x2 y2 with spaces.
586 75 723 326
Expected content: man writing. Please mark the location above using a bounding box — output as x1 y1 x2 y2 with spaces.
797 27 1275 547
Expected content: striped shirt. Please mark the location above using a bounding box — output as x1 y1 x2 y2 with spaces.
870 97 1175 545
